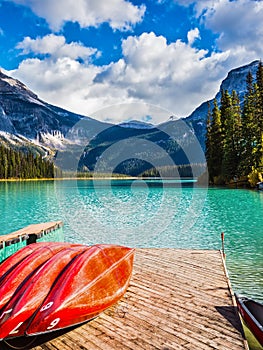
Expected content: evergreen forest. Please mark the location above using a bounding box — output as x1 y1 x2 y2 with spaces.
206 61 263 187
0 145 54 179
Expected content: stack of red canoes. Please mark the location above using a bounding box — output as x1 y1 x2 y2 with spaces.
0 242 134 342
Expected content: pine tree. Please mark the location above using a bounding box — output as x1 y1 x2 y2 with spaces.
219 89 232 139
205 63 263 186
222 90 242 180
0 144 56 179
207 99 224 183
240 71 258 175
205 101 212 179
255 61 263 170
256 60 263 111
3 153 8 179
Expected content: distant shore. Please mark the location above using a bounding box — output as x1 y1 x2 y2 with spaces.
0 176 138 182
0 176 201 183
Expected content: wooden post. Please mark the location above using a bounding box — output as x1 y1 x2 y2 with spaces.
221 232 226 259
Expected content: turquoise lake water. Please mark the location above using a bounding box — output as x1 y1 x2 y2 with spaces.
0 179 262 302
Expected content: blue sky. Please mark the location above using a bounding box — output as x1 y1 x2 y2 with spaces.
0 0 263 124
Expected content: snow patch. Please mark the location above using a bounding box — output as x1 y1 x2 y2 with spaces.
26 96 45 107
119 120 154 129
1 77 21 88
0 131 30 145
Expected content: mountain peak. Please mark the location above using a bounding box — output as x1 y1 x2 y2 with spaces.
0 70 39 101
185 59 261 151
220 60 259 98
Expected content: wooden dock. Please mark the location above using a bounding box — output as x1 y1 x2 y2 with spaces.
31 248 248 350
0 221 63 244
0 221 63 262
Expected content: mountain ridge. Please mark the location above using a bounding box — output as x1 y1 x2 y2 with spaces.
184 59 260 151
186 60 259 122
0 60 260 174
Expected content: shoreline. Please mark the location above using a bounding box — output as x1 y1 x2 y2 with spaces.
0 177 254 189
0 176 197 182
0 177 138 182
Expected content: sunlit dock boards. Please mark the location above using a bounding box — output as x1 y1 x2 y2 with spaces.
33 248 248 350
0 221 63 262
0 221 63 242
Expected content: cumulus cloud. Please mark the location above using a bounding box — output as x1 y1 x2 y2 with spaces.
93 32 232 118
202 0 263 55
176 0 263 61
16 34 98 61
187 28 200 45
9 0 146 31
7 1 263 124
11 56 104 114
10 32 231 123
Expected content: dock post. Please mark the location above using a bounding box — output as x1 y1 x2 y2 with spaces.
221 232 226 259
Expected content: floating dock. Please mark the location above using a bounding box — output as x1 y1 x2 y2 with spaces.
27 247 247 350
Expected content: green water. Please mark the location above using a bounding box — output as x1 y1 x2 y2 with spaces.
0 179 262 303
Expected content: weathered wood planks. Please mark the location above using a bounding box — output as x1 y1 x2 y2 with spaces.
0 221 63 242
0 221 64 262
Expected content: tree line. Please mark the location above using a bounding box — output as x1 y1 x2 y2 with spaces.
0 145 55 179
142 163 206 178
206 61 263 186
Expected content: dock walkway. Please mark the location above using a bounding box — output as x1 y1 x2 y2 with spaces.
0 221 63 243
0 221 63 262
33 248 247 350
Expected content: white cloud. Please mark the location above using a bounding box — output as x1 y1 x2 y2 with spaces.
93 32 231 118
176 0 263 61
10 32 231 123
9 0 146 31
187 28 200 45
17 34 98 61
7 1 263 124
10 56 104 115
201 0 263 56
91 103 171 124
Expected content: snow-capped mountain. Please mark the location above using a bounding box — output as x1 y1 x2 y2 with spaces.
0 69 111 151
0 60 260 174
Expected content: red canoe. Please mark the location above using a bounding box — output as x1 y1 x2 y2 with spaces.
0 243 134 342
0 245 86 339
235 293 263 346
0 243 74 310
0 242 64 282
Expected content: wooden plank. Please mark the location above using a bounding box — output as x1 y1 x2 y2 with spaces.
32 248 248 350
0 221 63 242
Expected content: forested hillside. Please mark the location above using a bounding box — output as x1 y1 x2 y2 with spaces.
206 61 263 186
0 145 54 179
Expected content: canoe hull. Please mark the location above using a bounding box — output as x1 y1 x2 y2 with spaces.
0 243 134 341
0 243 74 310
0 246 86 339
26 244 134 335
235 293 263 346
